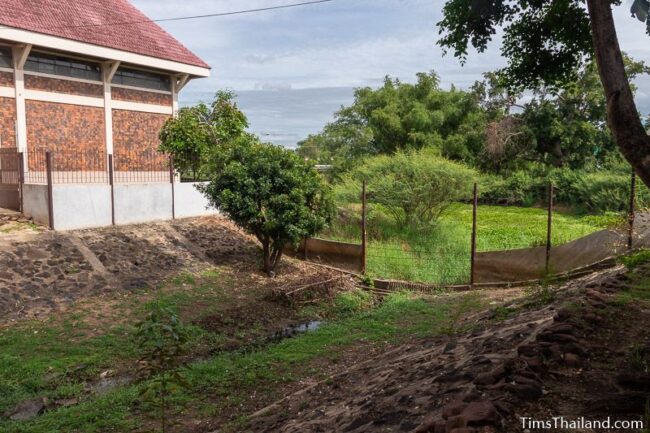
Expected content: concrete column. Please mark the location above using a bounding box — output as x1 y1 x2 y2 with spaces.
172 74 190 117
12 44 31 168
102 61 120 156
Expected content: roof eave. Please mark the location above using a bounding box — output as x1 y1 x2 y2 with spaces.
0 25 211 78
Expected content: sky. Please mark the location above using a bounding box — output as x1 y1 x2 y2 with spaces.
132 0 650 147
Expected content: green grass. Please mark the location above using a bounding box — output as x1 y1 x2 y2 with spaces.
619 249 650 271
0 290 484 433
324 202 614 284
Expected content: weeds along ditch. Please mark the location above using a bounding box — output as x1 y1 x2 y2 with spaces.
323 202 619 284
0 262 483 433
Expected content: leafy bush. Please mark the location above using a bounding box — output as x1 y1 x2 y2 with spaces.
481 171 539 206
342 149 477 226
200 137 335 274
481 164 650 214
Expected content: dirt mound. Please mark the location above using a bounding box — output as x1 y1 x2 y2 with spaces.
0 216 344 323
0 233 109 321
247 267 649 433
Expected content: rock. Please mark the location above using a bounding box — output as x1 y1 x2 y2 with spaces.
546 323 576 335
413 419 446 433
474 365 506 386
563 353 581 367
54 398 78 408
585 289 609 303
474 372 498 386
538 332 578 344
442 401 467 419
513 374 542 387
503 383 543 401
460 401 500 426
520 356 544 372
6 397 48 420
493 400 514 415
446 415 468 431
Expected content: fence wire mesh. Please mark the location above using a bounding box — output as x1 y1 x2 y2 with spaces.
314 174 644 286
21 148 176 185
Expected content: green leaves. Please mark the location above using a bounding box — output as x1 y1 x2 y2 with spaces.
200 137 335 273
295 71 488 172
631 0 650 30
159 90 249 181
438 0 593 90
343 148 477 227
135 304 191 433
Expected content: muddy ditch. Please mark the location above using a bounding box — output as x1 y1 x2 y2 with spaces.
4 317 327 422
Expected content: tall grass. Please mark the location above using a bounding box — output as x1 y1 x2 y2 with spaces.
323 202 616 284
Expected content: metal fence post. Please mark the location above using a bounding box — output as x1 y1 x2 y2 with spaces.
45 151 54 230
361 180 367 274
169 155 175 220
628 169 636 250
17 151 24 214
470 182 478 286
545 182 554 276
108 154 115 226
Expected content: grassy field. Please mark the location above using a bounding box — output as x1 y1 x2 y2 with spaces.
323 203 620 284
0 268 489 433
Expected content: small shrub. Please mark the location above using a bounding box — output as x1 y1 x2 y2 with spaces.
524 284 556 307
490 305 516 321
620 249 650 270
135 304 191 433
629 344 649 373
344 148 477 227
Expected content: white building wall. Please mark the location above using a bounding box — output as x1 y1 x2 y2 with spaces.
52 184 112 230
113 183 173 225
22 184 49 226
174 182 216 218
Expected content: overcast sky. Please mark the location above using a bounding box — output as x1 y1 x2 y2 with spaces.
131 0 650 146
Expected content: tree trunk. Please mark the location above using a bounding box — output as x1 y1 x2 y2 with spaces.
586 0 650 187
262 237 272 274
271 246 284 270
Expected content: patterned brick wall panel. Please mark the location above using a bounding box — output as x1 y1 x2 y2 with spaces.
0 97 16 148
112 109 170 171
111 87 172 106
26 101 105 171
25 75 103 98
0 72 14 88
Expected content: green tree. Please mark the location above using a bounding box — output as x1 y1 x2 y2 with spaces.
342 148 477 226
296 72 488 169
159 90 249 180
200 137 335 274
472 56 649 173
159 104 211 179
437 0 650 187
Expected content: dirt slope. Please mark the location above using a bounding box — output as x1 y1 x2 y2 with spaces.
247 266 650 433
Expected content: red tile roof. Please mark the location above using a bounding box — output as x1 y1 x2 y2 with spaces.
0 0 209 69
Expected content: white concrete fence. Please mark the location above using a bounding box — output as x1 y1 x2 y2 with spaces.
1 149 219 230
23 181 217 230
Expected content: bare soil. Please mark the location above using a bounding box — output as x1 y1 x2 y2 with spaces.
244 267 650 433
